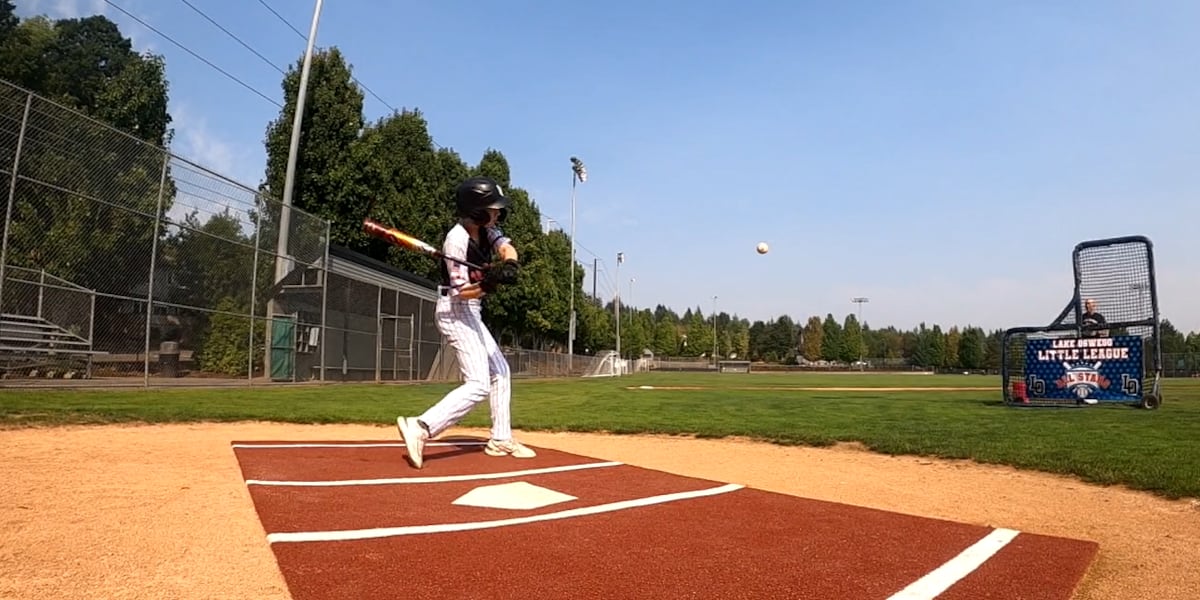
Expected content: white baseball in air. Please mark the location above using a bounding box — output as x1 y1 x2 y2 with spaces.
756 242 769 254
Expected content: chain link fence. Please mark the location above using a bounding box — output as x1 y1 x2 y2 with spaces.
0 78 585 387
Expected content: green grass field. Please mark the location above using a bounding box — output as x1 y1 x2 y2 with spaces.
2 372 1198 500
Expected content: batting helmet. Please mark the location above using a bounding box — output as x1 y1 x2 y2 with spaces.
455 177 510 225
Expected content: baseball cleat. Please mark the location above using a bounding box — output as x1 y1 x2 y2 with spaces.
396 416 428 468
484 439 537 458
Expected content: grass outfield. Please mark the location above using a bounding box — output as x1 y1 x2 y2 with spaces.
2 372 1198 500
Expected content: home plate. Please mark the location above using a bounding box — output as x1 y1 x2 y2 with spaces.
452 481 578 510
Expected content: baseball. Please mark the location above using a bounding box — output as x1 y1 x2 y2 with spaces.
756 242 769 254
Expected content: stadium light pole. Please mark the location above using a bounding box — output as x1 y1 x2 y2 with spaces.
615 251 624 372
712 295 718 369
852 297 869 369
267 0 324 379
568 156 587 372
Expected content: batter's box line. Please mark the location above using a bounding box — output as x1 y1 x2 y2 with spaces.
885 528 1020 600
264 482 745 544
244 461 623 487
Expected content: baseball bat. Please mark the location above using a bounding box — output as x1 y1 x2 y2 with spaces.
362 218 486 271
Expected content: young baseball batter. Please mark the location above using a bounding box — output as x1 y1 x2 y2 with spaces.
395 176 536 468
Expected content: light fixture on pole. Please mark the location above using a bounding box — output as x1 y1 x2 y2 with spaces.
567 156 587 372
267 0 324 379
852 297 869 368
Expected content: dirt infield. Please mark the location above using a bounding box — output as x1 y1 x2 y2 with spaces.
2 423 1199 599
627 385 998 392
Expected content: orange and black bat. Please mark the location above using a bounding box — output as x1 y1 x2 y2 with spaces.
362 218 486 271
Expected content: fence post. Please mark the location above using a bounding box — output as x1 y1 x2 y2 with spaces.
37 269 44 319
87 291 96 378
319 220 330 382
0 93 33 316
142 152 171 387
375 285 382 383
248 197 262 386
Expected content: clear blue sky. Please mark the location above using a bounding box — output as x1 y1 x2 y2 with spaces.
17 0 1200 333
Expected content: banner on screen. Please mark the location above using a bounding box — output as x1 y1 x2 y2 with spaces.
1024 335 1143 401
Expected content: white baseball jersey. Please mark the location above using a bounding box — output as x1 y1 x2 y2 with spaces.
440 223 509 299
417 223 516 441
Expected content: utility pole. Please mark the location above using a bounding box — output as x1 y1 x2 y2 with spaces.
592 257 598 299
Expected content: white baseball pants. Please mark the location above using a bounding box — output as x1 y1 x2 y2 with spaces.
418 297 513 441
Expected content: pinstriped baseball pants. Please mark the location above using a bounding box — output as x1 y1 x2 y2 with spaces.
418 297 513 441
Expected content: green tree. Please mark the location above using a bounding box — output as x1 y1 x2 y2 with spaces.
957 327 985 369
841 313 864 363
574 296 613 355
0 0 16 37
944 326 961 368
166 209 256 307
747 319 766 360
346 110 464 278
983 329 1004 370
769 315 798 363
653 319 678 356
820 314 842 361
1156 319 1188 355
262 47 363 253
686 308 713 358
472 148 511 188
800 316 823 361
1186 331 1200 354
194 296 262 376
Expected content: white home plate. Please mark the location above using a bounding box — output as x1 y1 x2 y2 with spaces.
452 481 578 510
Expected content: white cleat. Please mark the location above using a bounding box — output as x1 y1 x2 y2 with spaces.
485 439 537 458
396 416 429 468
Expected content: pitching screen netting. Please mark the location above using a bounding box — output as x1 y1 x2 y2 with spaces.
1072 240 1155 337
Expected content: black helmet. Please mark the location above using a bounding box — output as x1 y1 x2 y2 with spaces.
455 177 510 225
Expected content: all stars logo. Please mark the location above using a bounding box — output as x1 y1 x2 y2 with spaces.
1055 361 1111 399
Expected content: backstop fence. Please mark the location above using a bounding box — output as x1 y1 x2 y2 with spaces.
0 79 580 387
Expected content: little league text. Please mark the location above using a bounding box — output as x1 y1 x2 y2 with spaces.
1036 337 1132 362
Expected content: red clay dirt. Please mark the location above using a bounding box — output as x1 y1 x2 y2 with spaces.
232 437 1099 600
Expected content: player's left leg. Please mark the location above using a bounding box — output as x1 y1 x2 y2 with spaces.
478 319 535 458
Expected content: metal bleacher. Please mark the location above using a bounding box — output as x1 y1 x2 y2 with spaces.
0 266 105 379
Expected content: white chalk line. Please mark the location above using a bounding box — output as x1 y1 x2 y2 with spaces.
266 482 745 544
885 527 1021 600
232 441 484 449
245 461 624 487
